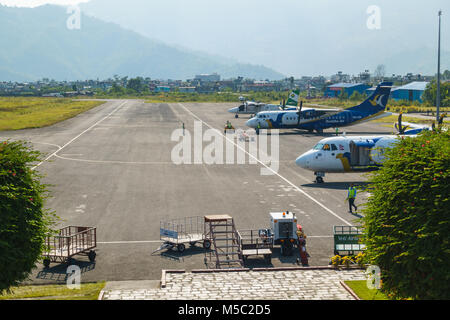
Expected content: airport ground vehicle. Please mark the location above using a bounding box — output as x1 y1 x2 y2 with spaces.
157 216 212 253
43 226 97 268
269 211 299 256
333 225 365 256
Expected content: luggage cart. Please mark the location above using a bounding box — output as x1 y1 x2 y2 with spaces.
43 226 97 268
333 225 365 256
155 216 211 254
238 229 273 264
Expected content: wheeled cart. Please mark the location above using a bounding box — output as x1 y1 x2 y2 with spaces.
43 226 97 268
155 216 211 253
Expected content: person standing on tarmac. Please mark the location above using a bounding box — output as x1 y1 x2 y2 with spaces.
347 184 358 214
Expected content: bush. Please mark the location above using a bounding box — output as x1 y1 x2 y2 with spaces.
361 129 450 299
0 140 57 292
331 255 342 267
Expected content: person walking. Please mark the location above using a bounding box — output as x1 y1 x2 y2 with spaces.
347 184 358 214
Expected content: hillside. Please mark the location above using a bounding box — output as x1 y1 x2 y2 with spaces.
0 5 284 81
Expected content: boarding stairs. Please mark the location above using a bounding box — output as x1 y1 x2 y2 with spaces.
204 215 243 269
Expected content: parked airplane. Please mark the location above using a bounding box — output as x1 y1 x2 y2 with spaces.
228 89 300 118
246 82 393 134
295 134 399 183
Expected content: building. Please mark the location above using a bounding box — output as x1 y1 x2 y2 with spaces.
324 83 370 98
155 86 171 93
391 81 429 102
194 73 221 82
178 86 196 93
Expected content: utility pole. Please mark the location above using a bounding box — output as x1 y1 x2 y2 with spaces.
436 10 442 122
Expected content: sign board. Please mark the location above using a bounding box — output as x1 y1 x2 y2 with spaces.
333 226 365 254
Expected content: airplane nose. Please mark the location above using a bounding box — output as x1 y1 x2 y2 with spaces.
228 107 238 113
295 153 309 168
246 118 256 128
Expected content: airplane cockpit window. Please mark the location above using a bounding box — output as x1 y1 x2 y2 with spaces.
313 143 323 150
331 144 337 151
322 144 331 151
239 105 245 111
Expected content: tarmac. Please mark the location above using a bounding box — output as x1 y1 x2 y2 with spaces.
0 99 391 293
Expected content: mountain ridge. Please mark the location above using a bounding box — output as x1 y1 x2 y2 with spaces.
0 4 285 81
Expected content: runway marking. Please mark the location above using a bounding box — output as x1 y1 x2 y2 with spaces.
53 154 176 165
31 100 128 170
98 236 333 244
98 240 162 244
178 103 353 226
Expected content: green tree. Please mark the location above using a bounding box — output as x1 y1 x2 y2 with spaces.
338 89 348 100
127 77 144 93
349 91 362 101
422 81 450 107
0 141 57 292
361 130 450 299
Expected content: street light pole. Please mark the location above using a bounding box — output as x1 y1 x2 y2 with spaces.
436 10 442 122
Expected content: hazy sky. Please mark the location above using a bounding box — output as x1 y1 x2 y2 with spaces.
0 0 88 6
2 0 449 76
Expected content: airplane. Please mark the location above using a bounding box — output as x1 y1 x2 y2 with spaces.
246 82 393 134
228 89 300 118
294 113 437 183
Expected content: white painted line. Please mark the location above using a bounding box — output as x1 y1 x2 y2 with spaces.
98 240 162 244
178 103 353 226
31 100 128 170
53 154 175 165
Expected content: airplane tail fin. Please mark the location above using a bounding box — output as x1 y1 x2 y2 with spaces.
286 89 300 107
347 82 393 114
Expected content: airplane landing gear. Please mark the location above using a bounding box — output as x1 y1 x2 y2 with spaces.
235 114 239 118
314 172 325 183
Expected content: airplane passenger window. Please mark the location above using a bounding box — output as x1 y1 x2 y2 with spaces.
323 144 330 151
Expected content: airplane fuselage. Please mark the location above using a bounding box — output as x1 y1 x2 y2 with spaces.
295 135 402 174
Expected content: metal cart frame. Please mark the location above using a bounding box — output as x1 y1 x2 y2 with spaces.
238 229 273 263
158 216 211 253
43 226 97 268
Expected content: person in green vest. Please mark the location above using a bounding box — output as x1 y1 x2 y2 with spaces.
347 184 358 214
256 122 261 135
335 127 339 136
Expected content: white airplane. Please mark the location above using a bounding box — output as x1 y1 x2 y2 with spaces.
228 89 300 118
295 134 399 183
294 109 446 183
246 82 393 134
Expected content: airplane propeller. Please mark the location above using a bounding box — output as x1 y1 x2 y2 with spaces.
396 112 406 134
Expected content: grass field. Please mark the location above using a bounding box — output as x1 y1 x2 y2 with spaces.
344 280 389 300
0 97 104 131
0 282 106 300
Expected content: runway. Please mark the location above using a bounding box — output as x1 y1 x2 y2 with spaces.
0 99 394 283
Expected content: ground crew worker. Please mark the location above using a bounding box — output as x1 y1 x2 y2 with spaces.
335 127 339 136
347 183 358 214
182 122 185 136
296 224 308 266
256 122 261 135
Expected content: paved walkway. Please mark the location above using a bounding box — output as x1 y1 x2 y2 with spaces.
100 268 366 300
